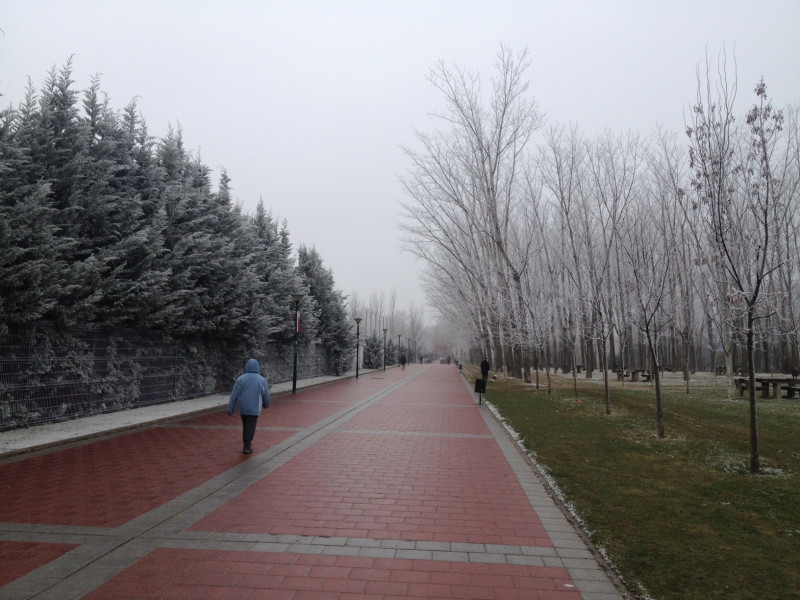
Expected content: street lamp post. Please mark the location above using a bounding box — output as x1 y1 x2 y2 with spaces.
291 292 304 394
382 328 388 371
354 317 362 379
397 334 401 368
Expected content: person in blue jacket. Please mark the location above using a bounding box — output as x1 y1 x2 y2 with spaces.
228 358 271 454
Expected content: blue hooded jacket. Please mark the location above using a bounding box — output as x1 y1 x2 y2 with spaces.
228 358 271 416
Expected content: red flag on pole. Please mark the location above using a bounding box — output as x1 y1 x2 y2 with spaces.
296 312 301 333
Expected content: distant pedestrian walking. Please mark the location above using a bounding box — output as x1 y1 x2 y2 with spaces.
400 353 407 370
480 357 491 381
228 358 271 454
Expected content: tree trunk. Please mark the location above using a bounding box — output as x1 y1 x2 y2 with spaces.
601 334 612 415
684 332 691 394
649 334 665 439
746 306 760 474
608 327 617 372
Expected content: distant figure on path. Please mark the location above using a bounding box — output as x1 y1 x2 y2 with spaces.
480 357 491 381
400 353 407 370
228 358 271 454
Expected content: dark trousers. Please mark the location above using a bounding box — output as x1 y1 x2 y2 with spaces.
241 415 259 450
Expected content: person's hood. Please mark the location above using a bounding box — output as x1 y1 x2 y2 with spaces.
245 358 260 374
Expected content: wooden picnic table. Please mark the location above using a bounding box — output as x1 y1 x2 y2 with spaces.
630 369 651 382
783 385 800 399
756 377 797 399
734 376 798 399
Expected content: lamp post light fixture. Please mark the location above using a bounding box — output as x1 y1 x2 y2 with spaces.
382 328 388 371
291 292 304 394
354 317 362 379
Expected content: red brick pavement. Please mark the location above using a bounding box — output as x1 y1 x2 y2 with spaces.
0 541 77 586
83 548 581 600
0 365 609 599
0 426 295 527
192 367 550 546
192 431 550 546
186 399 357 430
0 374 401 528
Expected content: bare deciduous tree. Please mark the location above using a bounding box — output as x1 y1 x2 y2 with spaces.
687 52 789 474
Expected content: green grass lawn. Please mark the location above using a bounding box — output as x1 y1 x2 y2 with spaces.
479 371 800 600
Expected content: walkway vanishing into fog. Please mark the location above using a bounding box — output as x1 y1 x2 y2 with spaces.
0 364 625 600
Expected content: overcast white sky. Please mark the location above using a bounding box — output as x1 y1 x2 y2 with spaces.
2 0 799 315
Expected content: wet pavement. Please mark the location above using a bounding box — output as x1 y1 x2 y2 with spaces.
0 364 625 599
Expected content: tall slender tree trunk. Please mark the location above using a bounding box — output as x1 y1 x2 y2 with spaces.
600 333 612 415
746 305 760 474
647 332 665 439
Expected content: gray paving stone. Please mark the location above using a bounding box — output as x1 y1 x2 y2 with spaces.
346 537 382 547
311 536 348 546
521 545 558 557
468 552 507 564
357 547 397 559
415 540 451 551
574 577 624 595
563 557 607 570
432 551 469 562
251 542 291 553
396 549 433 560
506 554 545 566
547 533 588 549
543 556 565 567
485 543 522 555
379 539 416 550
569 567 618 582
556 547 595 559
580 592 626 600
323 545 360 556
215 540 257 552
287 543 324 554
451 542 485 553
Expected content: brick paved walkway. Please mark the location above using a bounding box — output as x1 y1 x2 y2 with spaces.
0 365 625 599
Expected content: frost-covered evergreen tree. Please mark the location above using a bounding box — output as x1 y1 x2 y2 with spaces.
0 107 67 329
362 331 383 369
384 338 398 366
251 200 306 346
297 245 352 374
1 59 352 383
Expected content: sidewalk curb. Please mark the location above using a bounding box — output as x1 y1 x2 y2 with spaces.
460 371 633 599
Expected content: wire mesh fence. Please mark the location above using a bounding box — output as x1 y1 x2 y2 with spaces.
0 327 334 431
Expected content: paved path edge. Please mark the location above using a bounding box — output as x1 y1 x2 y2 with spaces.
462 373 633 600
